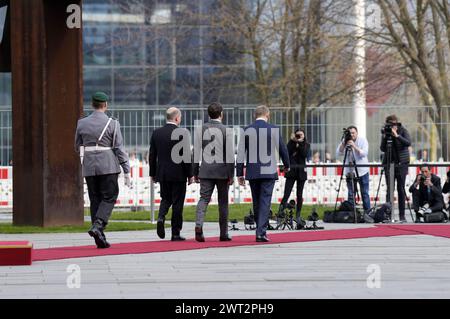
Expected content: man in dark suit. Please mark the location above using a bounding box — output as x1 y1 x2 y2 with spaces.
149 107 194 241
237 105 290 242
409 165 444 222
193 102 235 242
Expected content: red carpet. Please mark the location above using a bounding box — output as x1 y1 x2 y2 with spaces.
32 226 425 262
381 224 450 239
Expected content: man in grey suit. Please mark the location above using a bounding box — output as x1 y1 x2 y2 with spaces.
193 102 234 242
75 92 131 248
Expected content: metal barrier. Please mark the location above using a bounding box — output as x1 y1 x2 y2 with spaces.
2 105 450 165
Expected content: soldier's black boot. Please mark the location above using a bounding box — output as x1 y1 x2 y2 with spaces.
101 229 111 248
89 220 109 249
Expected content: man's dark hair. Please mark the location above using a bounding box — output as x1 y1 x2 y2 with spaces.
386 114 399 123
208 102 223 119
347 125 358 132
92 101 106 109
420 164 431 171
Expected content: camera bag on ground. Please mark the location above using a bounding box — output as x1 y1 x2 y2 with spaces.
339 200 354 212
323 211 335 223
423 211 448 223
323 210 364 223
333 210 364 223
364 203 392 223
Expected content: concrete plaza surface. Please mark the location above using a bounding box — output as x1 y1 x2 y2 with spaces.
1 221 450 299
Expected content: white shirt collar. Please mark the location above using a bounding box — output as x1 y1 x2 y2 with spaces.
210 119 222 123
166 121 178 126
256 117 268 122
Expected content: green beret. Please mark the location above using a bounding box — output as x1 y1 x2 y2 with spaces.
92 92 109 103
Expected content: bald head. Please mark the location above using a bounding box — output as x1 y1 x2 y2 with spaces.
166 107 182 125
255 105 270 120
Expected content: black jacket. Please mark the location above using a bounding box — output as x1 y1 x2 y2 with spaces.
442 180 450 194
409 174 444 206
380 126 411 175
149 124 193 182
284 138 310 180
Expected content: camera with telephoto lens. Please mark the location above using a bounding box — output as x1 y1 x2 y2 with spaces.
419 174 426 184
381 122 401 136
342 128 352 144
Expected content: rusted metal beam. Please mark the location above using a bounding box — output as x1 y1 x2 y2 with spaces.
0 0 11 72
11 0 83 226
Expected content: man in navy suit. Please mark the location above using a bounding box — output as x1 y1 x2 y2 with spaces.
237 105 290 242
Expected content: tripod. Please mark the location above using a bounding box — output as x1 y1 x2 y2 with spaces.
374 137 414 222
334 144 362 223
275 203 295 230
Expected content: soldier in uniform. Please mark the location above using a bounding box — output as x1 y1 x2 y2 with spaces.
75 92 131 248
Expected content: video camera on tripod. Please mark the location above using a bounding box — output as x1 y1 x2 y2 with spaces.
381 122 402 137
342 128 352 144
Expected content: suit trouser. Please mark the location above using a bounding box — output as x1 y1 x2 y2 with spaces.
280 178 306 221
158 181 187 236
411 189 443 213
249 179 276 237
195 179 229 236
85 173 119 225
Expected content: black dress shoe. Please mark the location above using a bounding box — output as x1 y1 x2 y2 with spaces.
195 227 205 242
157 219 165 239
171 235 186 241
256 236 269 242
88 221 108 249
101 231 111 249
220 235 232 241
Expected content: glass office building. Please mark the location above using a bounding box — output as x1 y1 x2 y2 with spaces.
82 0 255 156
83 0 253 108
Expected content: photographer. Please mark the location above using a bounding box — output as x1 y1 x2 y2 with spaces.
336 125 370 212
279 128 310 228
409 165 444 222
380 114 411 222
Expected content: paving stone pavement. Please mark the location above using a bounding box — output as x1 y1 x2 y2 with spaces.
1 220 450 299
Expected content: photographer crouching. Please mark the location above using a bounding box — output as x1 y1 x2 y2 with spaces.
380 115 411 222
409 165 444 223
442 171 450 210
336 126 371 212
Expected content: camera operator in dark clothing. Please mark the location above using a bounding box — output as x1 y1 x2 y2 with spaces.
380 114 411 222
279 128 310 228
409 165 444 222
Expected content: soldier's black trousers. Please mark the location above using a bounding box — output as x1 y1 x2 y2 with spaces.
85 173 119 225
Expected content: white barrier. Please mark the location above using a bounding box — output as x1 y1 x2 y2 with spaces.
1 165 450 209
101 164 450 208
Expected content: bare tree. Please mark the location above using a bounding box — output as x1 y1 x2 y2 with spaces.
353 0 450 159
